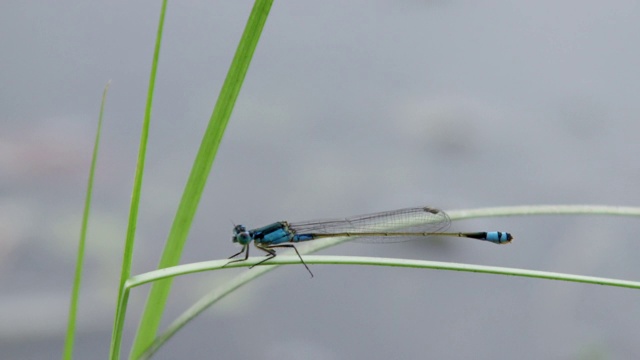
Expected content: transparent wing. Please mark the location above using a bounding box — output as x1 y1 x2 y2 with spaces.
288 207 451 243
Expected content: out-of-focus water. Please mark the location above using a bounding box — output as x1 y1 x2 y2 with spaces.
2 1 640 359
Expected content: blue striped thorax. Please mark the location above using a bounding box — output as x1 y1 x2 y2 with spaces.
247 221 295 245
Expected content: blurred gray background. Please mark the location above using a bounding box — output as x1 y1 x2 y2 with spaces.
2 1 640 359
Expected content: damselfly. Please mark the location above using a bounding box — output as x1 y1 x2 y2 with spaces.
227 206 512 277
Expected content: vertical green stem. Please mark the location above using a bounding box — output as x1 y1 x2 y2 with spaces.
128 1 274 358
109 0 168 359
63 82 110 360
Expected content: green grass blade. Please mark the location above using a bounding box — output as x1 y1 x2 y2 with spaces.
134 204 640 357
126 256 640 291
129 1 274 358
109 0 168 358
63 81 110 360
445 204 640 220
132 251 640 359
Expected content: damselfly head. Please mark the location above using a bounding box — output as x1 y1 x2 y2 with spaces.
232 224 251 245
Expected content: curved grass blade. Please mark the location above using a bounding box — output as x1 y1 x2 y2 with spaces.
136 204 640 358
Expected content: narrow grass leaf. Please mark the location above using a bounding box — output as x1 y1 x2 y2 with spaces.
63 81 110 360
109 1 168 358
128 1 274 358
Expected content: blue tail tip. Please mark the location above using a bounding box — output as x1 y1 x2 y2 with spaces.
489 231 513 244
